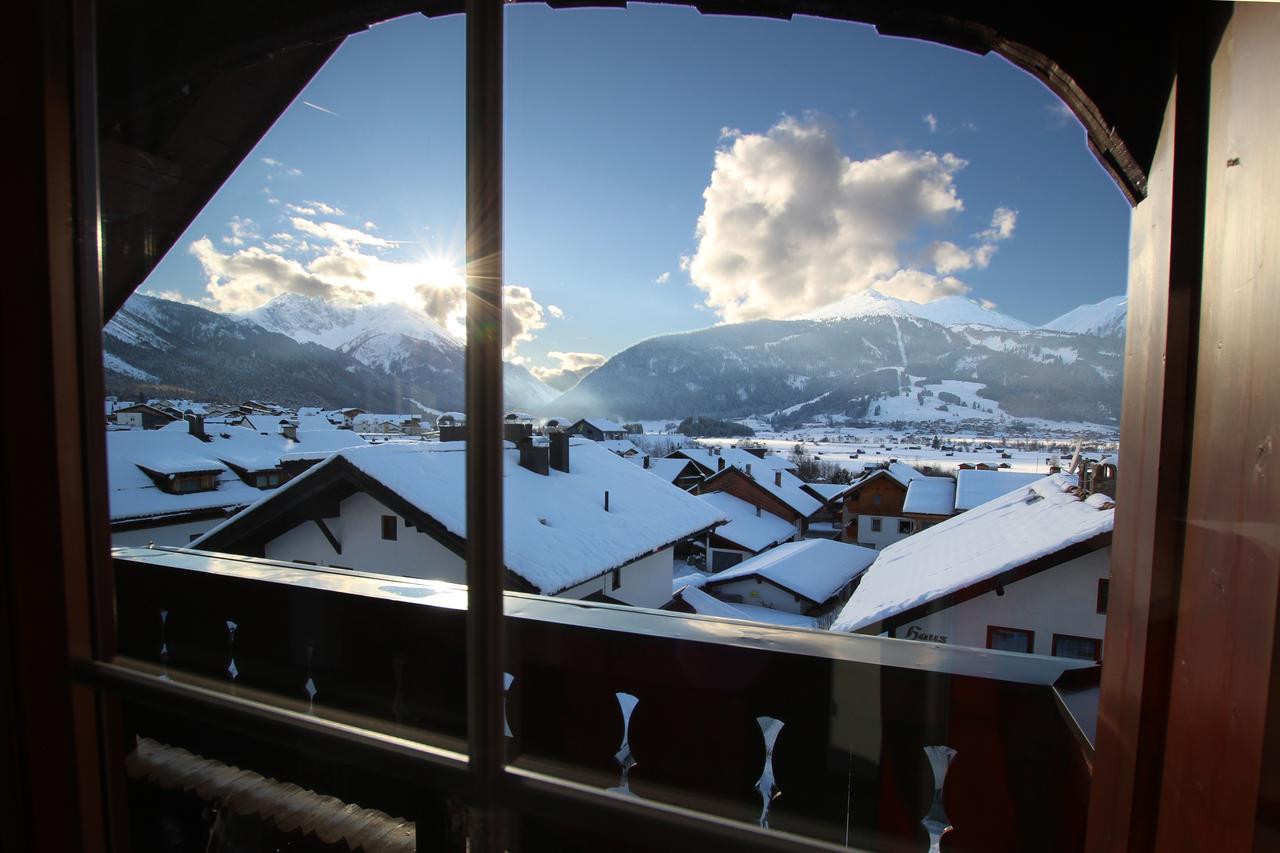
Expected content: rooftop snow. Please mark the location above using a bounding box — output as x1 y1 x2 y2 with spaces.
601 439 641 456
675 447 822 517
954 470 1045 511
629 456 695 485
831 474 1114 633
805 482 853 501
699 492 797 552
671 584 751 619
106 427 282 522
201 439 726 595
705 538 877 604
903 477 957 516
580 417 626 433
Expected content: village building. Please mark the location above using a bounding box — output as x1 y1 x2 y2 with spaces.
698 538 878 628
111 402 179 430
662 583 827 630
800 482 855 540
694 456 823 536
831 474 1114 662
565 417 629 442
627 455 704 491
697 491 799 571
352 413 425 435
193 436 725 609
107 420 365 547
900 475 957 530
838 462 926 549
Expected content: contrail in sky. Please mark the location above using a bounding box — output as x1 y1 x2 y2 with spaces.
302 100 342 117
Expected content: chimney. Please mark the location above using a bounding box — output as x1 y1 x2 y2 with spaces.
549 431 570 473
643 455 650 469
281 423 298 442
604 490 610 512
187 414 209 442
717 457 725 471
518 437 549 476
775 471 783 487
746 463 752 478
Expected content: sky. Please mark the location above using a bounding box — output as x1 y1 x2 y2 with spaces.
139 5 1131 385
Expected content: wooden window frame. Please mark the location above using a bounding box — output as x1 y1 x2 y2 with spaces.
986 625 1035 654
21 3 1275 853
1052 633 1103 662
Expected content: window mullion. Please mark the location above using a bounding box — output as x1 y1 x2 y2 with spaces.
463 0 507 848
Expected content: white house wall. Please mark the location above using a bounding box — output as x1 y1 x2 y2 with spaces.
556 547 674 609
853 515 914 550
261 491 674 607
264 491 465 582
893 547 1111 657
708 577 808 614
113 517 225 548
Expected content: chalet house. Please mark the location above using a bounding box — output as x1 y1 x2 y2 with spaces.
352 413 424 435
663 583 826 630
665 445 795 492
699 539 878 628
566 417 628 442
832 474 1114 662
839 462 926 549
107 422 365 547
697 490 798 571
601 439 641 457
695 457 823 535
193 436 726 609
630 456 705 492
112 402 179 430
901 475 958 530
800 482 854 540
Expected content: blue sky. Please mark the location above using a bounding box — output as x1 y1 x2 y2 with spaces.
140 5 1130 381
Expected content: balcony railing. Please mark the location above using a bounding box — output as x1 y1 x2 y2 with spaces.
107 546 1095 852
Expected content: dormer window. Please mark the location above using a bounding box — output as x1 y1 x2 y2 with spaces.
170 473 218 494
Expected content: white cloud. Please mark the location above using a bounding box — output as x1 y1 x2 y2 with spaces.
686 115 972 321
1046 100 1076 129
923 113 938 133
872 269 969 303
502 285 546 358
654 271 671 285
547 305 565 319
979 298 998 311
288 200 345 217
290 217 394 249
261 158 281 167
221 216 258 247
922 240 997 275
530 351 608 382
977 207 1018 242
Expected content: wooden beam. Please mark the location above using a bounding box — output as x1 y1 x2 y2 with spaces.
312 519 341 556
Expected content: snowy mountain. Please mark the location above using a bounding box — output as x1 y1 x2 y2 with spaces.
802 290 1032 331
240 293 558 410
1040 295 1128 338
103 295 400 409
555 311 1124 426
103 293 558 411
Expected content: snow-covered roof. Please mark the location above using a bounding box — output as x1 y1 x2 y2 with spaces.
832 474 1114 633
198 439 726 595
577 417 626 433
601 439 640 456
954 470 1045 511
805 482 853 501
628 456 696 485
107 425 366 523
670 584 751 619
903 477 957 516
674 447 823 518
705 538 877 604
699 492 797 553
